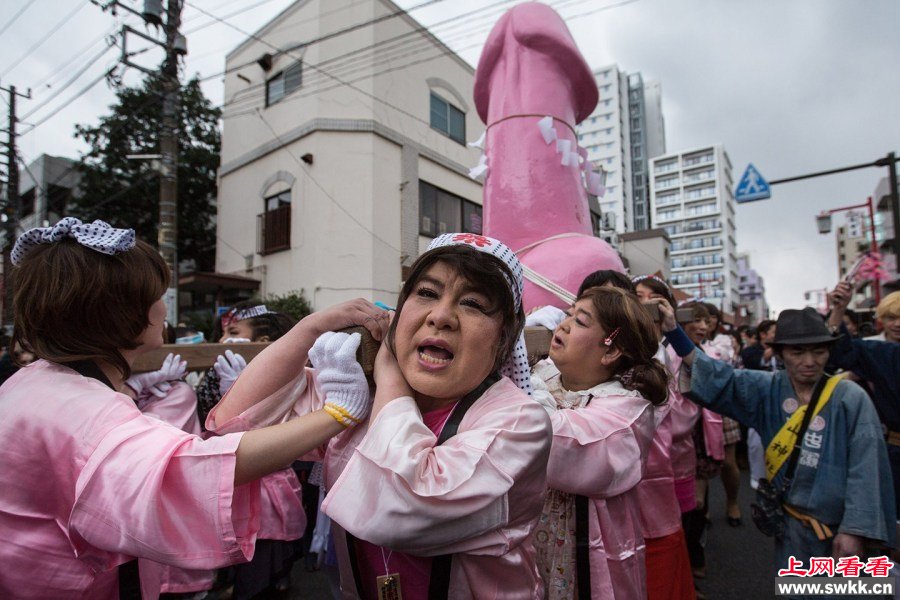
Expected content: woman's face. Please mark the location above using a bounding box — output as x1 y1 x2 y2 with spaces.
683 317 709 345
393 261 504 407
549 298 612 384
220 319 255 342
708 315 720 334
635 283 668 335
137 298 167 352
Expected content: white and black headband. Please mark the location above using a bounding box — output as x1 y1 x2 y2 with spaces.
11 217 135 266
426 233 531 395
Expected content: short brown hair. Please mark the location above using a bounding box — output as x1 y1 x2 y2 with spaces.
12 238 169 379
579 286 669 405
678 301 710 324
387 244 525 375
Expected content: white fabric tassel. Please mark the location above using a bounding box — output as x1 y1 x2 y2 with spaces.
467 130 486 150
468 153 489 179
538 116 557 145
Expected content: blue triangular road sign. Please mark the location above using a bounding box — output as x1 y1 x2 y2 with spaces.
735 163 771 203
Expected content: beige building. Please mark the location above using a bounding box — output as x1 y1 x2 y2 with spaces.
618 229 671 279
216 0 483 309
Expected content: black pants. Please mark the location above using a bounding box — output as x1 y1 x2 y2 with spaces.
682 487 709 570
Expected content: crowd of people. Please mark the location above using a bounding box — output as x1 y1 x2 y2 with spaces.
0 217 898 600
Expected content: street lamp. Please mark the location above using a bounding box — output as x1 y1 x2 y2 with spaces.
816 213 832 234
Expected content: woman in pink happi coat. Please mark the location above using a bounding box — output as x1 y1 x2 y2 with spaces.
672 303 725 586
0 218 387 599
633 276 696 600
529 286 669 599
210 233 552 599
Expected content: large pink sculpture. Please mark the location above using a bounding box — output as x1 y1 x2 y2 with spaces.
474 2 625 312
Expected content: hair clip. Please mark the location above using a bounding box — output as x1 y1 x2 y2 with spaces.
603 327 621 346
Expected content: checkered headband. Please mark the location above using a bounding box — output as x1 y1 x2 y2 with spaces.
426 233 531 395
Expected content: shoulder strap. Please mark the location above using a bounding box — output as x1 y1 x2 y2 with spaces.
428 372 501 600
345 373 502 600
574 494 592 599
781 375 827 484
765 374 844 481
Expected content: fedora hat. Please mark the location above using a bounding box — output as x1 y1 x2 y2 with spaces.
772 307 840 347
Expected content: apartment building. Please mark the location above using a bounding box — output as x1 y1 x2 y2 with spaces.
575 65 665 238
650 144 739 311
736 252 769 324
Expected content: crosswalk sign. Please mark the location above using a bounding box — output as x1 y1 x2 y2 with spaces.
735 163 771 203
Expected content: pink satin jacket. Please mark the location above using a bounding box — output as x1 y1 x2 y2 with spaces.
137 381 203 435
209 369 553 599
0 361 261 600
531 360 657 599
635 404 683 540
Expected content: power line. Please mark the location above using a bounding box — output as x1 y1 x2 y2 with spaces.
0 0 38 38
28 24 119 93
218 0 613 116
221 0 520 114
0 0 92 78
192 0 450 84
221 0 624 120
183 0 288 35
21 43 116 121
22 63 117 133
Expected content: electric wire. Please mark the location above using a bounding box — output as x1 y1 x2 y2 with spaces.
21 43 116 121
218 0 617 116
0 0 39 38
221 0 628 119
0 0 92 78
220 0 520 114
14 0 639 231
192 0 450 83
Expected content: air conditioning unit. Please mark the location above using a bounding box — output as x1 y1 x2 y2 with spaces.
421 216 431 231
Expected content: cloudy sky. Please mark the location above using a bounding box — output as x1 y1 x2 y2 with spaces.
4 0 898 313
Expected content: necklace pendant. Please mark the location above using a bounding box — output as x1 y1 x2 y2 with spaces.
377 573 403 600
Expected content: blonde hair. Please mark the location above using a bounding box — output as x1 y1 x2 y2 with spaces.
876 291 900 319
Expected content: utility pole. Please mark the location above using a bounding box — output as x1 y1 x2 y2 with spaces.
101 0 184 324
159 0 183 326
0 82 31 325
876 152 900 268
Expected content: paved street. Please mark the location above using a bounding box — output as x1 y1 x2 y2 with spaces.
700 470 774 599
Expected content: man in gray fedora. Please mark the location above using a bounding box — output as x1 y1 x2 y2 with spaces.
650 302 895 581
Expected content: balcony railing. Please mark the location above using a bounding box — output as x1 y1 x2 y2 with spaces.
257 204 291 255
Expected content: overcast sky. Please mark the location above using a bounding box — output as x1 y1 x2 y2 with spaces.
3 0 898 314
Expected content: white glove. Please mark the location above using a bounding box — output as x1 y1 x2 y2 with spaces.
308 331 370 426
125 353 187 399
214 349 247 396
525 305 567 331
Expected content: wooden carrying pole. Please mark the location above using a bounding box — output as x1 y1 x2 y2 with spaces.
132 327 554 375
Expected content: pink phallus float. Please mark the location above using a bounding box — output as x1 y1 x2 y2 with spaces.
473 1 625 312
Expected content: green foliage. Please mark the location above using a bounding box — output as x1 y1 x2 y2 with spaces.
259 290 313 322
71 75 220 271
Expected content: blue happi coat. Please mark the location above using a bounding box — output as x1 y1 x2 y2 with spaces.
683 351 895 568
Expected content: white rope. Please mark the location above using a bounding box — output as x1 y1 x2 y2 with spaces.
521 264 576 305
514 232 587 256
